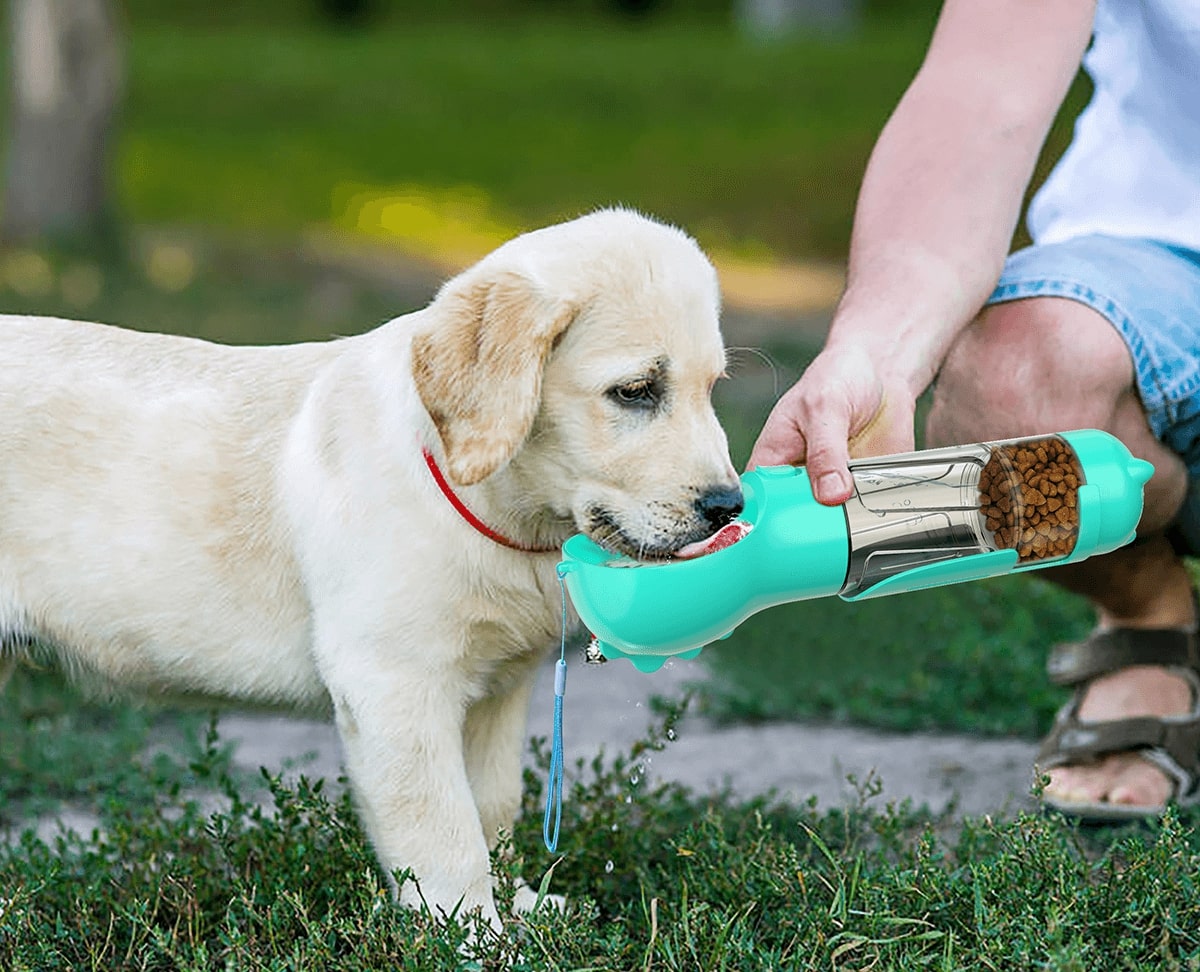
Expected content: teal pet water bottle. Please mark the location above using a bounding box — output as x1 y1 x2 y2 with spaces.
558 430 1154 671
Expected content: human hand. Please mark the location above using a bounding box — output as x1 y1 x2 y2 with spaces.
747 342 917 505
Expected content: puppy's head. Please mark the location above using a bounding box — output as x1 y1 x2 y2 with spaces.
412 208 741 559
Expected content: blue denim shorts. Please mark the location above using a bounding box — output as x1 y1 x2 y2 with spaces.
987 234 1200 552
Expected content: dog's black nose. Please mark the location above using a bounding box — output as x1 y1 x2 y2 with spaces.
696 485 744 532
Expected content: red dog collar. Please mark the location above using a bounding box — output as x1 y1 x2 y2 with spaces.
421 448 558 554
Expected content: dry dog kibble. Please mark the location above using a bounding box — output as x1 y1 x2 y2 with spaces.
977 436 1082 563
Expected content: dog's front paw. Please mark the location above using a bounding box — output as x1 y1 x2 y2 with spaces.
512 878 566 916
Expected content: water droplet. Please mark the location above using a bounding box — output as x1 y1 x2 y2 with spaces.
605 860 614 873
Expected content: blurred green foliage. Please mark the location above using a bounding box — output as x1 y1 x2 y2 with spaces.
0 232 420 343
0 2 1082 261
114 18 932 260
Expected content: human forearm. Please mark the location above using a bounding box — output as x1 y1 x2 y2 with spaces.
749 0 1095 490
828 0 1096 396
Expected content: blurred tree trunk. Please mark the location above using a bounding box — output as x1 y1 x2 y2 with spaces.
1 0 123 245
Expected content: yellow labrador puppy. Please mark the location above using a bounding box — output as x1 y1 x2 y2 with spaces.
0 209 741 927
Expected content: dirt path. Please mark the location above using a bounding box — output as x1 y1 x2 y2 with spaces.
212 652 1039 822
28 653 1039 847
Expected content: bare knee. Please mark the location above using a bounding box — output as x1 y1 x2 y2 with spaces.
927 297 1135 447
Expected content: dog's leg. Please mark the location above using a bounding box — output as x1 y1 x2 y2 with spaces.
463 655 566 917
322 652 501 929
462 656 541 851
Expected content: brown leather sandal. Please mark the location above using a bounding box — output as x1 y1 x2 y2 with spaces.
1037 623 1200 821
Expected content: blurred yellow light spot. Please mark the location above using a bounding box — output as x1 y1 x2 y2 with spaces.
712 253 845 314
333 182 522 270
2 250 54 298
60 263 104 309
145 242 196 293
330 183 844 315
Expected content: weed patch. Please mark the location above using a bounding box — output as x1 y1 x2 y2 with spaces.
3 693 1200 968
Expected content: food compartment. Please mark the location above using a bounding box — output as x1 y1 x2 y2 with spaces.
977 436 1082 563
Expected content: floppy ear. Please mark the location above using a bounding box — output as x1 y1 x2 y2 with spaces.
412 269 578 486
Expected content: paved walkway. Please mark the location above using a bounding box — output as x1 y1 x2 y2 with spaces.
27 653 1039 846
210 652 1040 824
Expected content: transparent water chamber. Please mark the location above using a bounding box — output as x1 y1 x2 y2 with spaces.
840 435 1083 598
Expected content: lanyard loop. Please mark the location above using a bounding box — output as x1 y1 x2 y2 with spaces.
543 565 572 852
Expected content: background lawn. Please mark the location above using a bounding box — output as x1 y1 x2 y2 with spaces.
101 5 1088 264
120 18 924 261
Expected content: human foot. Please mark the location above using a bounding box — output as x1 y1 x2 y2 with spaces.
1042 663 1195 811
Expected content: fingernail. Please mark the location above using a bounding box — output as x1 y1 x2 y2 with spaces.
816 471 848 501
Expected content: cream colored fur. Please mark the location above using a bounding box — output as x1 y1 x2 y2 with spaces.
0 209 737 927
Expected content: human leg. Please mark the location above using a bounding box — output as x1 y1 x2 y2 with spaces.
927 235 1200 814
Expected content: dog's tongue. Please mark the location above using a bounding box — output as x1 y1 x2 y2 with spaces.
673 520 753 560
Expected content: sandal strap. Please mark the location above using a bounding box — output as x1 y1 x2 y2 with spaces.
1037 711 1200 783
1046 628 1200 686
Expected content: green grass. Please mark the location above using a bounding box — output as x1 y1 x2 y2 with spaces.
0 668 218 829
109 11 1088 264
3 697 1200 970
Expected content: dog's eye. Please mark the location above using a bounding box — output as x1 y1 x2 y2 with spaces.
608 379 660 409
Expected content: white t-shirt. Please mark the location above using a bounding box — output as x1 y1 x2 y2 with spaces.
1027 0 1200 252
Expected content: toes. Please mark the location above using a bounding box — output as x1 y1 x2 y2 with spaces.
1044 754 1172 808
1044 766 1108 804
1105 758 1173 807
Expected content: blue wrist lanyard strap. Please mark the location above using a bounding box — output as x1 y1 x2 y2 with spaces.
543 565 570 852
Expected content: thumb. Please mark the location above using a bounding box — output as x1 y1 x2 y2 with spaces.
803 420 854 505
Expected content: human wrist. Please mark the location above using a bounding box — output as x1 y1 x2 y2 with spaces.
820 321 936 406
